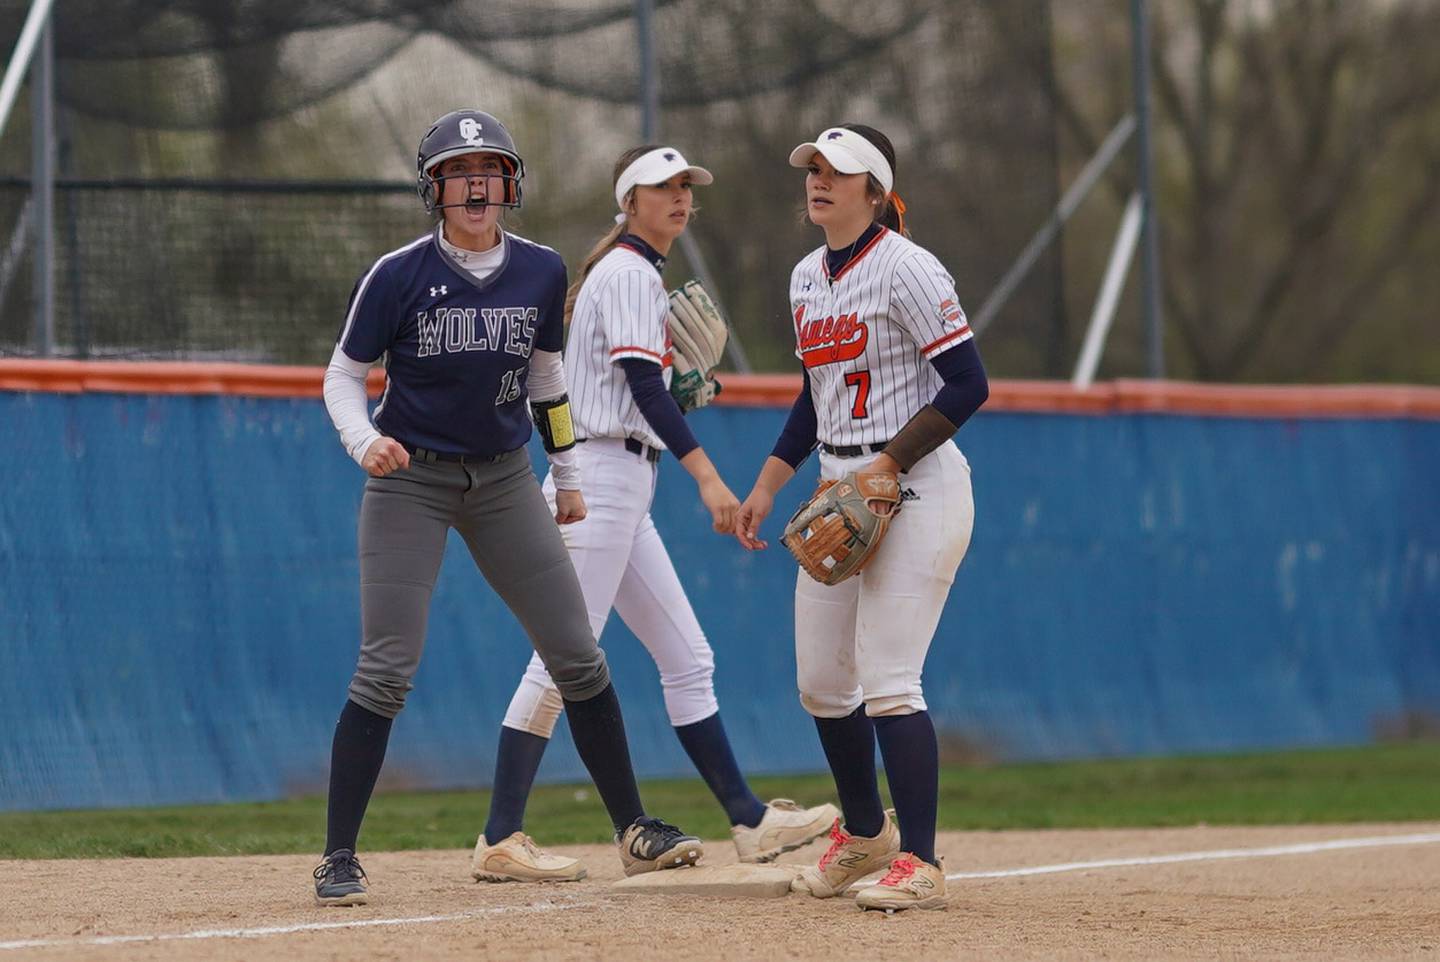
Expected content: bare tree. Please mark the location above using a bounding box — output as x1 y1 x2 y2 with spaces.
1048 0 1440 382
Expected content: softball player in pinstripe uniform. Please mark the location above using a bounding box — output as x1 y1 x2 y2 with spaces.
735 124 990 911
312 111 702 906
470 145 837 884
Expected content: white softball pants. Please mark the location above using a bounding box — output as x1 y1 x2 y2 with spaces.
795 440 974 719
502 437 719 737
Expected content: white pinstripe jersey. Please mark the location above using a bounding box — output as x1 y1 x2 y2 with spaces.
789 228 972 446
566 245 674 449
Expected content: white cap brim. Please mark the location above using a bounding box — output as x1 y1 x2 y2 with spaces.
615 148 713 211
788 128 893 194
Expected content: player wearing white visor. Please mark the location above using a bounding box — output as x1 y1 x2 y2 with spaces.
735 123 990 911
611 146 714 218
470 144 837 885
789 126 898 194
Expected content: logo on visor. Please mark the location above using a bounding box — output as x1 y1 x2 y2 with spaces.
826 131 844 140
664 152 676 161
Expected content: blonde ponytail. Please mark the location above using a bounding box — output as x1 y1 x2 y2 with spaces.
564 143 668 324
564 218 627 324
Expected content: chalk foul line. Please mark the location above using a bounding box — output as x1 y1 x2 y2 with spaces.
939 830 1440 881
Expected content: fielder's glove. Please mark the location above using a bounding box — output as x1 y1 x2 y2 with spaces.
666 280 728 413
781 470 902 585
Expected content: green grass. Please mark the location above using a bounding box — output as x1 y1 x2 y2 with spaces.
1 742 1436 860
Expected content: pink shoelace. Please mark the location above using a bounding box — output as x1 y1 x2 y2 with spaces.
877 855 918 887
815 820 852 871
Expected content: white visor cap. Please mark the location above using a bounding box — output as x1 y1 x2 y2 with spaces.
788 127 894 195
614 147 714 212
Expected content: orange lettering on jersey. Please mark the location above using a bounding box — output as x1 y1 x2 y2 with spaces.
798 311 868 368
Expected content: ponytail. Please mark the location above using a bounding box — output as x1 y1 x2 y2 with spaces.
841 123 910 238
564 217 627 325
877 190 909 238
565 143 668 324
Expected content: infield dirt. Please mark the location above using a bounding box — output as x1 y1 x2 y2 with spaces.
3 822 1438 961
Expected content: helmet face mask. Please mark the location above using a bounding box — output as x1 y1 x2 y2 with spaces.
424 161 522 214
416 110 525 214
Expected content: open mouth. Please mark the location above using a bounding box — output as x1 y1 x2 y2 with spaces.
809 196 833 208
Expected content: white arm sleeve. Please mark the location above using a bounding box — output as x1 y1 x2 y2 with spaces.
529 348 581 491
323 344 382 468
528 348 566 402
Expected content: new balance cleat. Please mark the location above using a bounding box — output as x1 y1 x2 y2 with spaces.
790 811 900 898
617 816 704 877
855 853 948 912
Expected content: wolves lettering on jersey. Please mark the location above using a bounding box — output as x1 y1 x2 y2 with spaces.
565 244 675 451
414 306 537 359
338 228 567 457
788 227 973 447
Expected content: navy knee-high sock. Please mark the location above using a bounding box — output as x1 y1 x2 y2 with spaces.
873 710 939 866
562 683 645 834
482 726 551 842
674 712 767 828
325 699 394 856
812 706 884 838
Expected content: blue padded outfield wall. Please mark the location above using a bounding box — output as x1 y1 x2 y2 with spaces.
3 390 1438 810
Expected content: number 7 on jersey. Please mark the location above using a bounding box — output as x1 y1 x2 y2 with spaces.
844 370 870 420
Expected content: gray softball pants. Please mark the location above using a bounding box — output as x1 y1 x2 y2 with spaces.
347 449 610 718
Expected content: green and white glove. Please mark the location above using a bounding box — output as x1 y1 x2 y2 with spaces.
666 280 728 413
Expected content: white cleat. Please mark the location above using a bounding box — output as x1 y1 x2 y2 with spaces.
732 799 841 863
471 832 587 883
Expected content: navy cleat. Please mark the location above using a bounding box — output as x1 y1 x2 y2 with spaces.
617 816 704 877
313 848 369 906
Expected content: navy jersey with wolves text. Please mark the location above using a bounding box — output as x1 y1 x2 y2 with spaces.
337 227 566 457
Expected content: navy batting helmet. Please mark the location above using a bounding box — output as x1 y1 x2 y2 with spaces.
416 109 525 213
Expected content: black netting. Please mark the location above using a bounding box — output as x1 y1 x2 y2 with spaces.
0 0 1069 372
0 180 424 361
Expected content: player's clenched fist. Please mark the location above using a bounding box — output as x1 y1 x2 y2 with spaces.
553 488 587 525
361 437 410 477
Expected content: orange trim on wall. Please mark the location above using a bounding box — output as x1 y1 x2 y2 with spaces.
0 359 384 398
1 359 1437 419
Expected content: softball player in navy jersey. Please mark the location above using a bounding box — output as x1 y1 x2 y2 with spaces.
734 124 989 911
470 145 837 884
314 110 703 906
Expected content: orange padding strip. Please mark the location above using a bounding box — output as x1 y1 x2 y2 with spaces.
2 360 1438 419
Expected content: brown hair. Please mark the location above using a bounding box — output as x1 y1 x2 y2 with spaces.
563 144 665 324
840 123 909 238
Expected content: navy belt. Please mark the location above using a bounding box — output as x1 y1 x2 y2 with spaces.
820 441 889 457
576 437 663 464
400 441 516 464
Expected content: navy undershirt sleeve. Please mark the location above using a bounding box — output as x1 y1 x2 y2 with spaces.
928 339 989 429
618 357 700 460
770 368 819 469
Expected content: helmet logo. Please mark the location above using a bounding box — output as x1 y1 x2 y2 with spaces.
458 117 485 147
